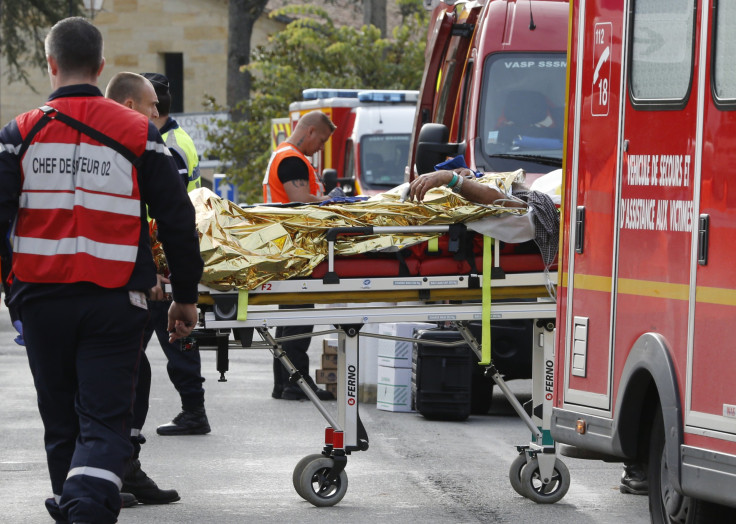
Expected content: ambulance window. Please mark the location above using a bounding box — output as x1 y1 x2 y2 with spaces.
713 0 736 106
629 0 695 105
359 134 410 190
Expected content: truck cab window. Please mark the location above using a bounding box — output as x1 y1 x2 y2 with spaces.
478 52 566 171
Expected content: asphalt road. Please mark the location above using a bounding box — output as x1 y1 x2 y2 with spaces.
0 312 649 523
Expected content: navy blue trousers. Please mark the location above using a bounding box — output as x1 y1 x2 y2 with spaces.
23 290 147 524
273 304 314 388
133 299 205 430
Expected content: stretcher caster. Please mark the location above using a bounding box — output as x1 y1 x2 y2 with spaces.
508 453 528 497
519 457 570 504
297 456 348 507
292 454 326 500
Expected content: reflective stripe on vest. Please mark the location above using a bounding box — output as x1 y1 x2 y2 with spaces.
12 99 147 287
163 126 201 192
262 143 322 203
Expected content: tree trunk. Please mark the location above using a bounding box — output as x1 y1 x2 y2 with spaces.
227 0 268 120
362 0 387 37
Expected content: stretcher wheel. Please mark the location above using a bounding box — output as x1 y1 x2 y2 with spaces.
519 457 570 504
298 456 348 507
292 454 325 500
508 453 528 496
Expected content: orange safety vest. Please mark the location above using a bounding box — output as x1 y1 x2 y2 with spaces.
262 142 323 203
13 98 149 288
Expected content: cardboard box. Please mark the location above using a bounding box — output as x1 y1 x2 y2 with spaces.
322 338 338 355
322 353 338 369
326 383 337 397
376 365 413 412
315 368 338 384
377 322 435 368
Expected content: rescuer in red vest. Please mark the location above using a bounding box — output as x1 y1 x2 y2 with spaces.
0 18 203 523
262 111 337 400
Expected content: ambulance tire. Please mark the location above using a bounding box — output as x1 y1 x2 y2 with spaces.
292 454 326 500
508 453 528 497
649 408 688 523
519 457 570 504
298 456 348 507
649 408 736 523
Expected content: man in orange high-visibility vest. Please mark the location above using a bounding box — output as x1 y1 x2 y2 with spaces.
263 110 334 204
262 111 336 400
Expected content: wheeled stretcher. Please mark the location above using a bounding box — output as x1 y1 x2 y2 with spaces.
189 221 571 507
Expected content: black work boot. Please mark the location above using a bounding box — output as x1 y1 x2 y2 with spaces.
122 458 180 504
619 462 648 495
156 407 211 436
282 376 335 401
120 492 138 508
272 385 284 399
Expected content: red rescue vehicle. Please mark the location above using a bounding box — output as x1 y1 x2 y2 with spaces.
553 0 736 520
407 0 568 415
409 0 568 183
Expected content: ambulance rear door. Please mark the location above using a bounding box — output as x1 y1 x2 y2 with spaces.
687 0 736 450
614 0 700 412
561 0 625 412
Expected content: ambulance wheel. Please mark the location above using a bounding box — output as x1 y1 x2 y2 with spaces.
292 454 325 499
509 453 528 497
298 456 348 507
519 457 570 504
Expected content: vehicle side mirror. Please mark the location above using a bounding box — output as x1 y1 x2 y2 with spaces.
322 169 338 193
415 123 460 175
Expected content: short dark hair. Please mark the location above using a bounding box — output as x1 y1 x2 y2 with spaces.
45 17 103 78
141 72 171 116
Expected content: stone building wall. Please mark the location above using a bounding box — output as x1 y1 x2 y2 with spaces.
0 0 285 124
0 0 405 125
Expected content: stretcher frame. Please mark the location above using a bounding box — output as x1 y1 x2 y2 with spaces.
190 224 566 505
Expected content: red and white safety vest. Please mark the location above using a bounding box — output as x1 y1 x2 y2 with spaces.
13 98 150 288
262 142 323 203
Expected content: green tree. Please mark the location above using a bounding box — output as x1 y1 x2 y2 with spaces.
0 0 84 86
205 0 427 203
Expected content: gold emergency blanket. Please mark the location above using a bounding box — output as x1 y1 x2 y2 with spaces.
164 172 526 291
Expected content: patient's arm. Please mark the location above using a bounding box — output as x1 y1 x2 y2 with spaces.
408 169 525 208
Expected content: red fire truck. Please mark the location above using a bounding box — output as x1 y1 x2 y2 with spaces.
552 0 736 520
409 0 568 182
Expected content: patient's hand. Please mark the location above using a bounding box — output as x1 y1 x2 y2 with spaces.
408 170 454 202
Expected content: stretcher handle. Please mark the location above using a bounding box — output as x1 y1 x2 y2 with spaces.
325 225 453 242
325 226 375 242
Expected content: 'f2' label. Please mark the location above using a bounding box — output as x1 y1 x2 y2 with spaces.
592 22 612 117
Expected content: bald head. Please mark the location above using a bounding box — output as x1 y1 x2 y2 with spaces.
105 72 159 120
296 111 336 133
287 110 336 156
